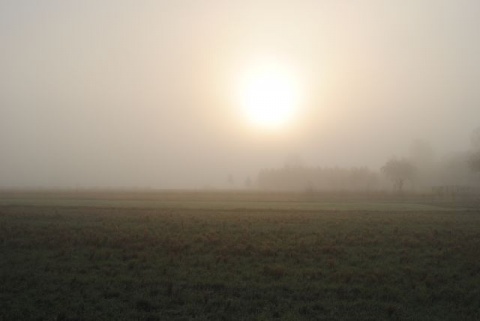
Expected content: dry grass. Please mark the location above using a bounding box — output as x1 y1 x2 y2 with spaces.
1 199 479 320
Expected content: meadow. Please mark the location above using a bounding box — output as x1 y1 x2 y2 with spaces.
1 191 479 320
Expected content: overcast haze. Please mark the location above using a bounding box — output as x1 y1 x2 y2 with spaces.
1 0 480 188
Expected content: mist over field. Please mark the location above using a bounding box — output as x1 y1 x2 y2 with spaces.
1 0 480 189
3 4 480 320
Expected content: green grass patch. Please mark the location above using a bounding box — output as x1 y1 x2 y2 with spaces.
0 189 456 211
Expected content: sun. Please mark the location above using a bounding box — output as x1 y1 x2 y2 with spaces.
237 61 301 129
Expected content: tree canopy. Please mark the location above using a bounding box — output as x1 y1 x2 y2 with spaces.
381 158 416 192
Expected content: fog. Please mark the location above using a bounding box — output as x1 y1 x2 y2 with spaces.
1 0 480 189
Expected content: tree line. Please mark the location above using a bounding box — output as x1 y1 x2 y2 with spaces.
257 166 380 192
256 128 480 193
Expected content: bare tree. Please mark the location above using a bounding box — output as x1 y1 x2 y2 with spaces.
381 158 416 192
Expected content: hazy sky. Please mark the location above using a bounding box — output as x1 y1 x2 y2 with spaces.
1 0 480 188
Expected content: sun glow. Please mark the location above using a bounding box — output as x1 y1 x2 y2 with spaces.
237 61 301 129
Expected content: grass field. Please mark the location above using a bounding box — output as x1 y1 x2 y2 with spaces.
1 191 479 320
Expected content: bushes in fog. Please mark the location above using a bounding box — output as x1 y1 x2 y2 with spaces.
257 166 379 191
